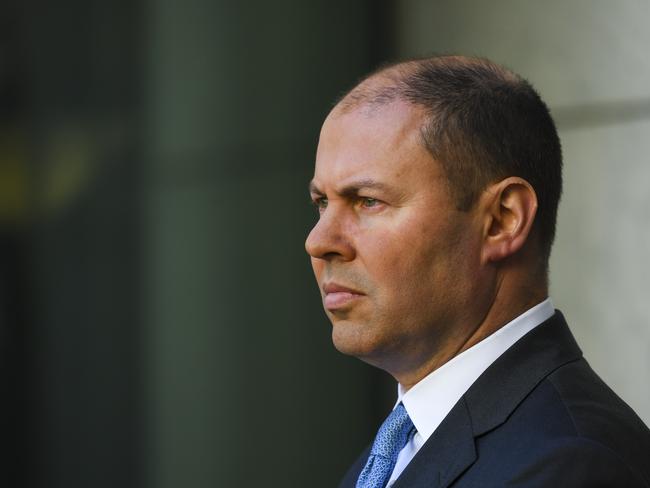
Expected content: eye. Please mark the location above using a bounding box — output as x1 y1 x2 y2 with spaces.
312 197 328 211
361 197 380 208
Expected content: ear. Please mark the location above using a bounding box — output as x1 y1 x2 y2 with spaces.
480 177 538 264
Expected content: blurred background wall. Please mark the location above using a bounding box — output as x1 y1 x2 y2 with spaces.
1 1 648 487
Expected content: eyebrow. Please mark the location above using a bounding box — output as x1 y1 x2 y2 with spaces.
308 178 394 197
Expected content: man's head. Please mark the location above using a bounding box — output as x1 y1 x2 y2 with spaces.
305 56 562 386
338 56 563 262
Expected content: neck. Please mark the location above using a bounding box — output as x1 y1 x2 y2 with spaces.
396 266 548 391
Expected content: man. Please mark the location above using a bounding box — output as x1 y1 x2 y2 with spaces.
305 56 650 488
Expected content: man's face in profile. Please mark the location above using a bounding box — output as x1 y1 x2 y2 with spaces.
306 101 486 376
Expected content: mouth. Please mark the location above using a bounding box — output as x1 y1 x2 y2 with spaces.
322 282 365 311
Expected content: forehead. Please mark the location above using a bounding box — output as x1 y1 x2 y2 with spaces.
313 101 442 190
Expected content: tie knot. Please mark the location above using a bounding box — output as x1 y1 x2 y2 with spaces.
370 403 414 460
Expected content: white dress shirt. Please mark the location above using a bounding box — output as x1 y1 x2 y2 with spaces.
386 298 555 487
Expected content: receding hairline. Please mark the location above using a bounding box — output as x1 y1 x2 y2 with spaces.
334 55 522 115
334 68 406 115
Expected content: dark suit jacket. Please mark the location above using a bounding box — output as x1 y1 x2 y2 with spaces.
340 312 650 487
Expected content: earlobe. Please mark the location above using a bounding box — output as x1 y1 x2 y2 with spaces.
481 178 538 264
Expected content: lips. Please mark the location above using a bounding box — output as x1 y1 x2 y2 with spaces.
322 282 364 310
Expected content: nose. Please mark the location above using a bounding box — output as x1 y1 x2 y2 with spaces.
305 209 355 261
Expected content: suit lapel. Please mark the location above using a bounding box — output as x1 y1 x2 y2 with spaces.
464 311 582 436
392 397 476 488
394 311 583 487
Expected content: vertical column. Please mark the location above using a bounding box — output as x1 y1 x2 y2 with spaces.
142 1 395 486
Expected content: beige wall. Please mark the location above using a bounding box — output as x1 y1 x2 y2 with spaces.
397 0 650 424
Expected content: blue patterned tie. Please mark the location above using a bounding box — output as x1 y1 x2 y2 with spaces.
356 403 414 488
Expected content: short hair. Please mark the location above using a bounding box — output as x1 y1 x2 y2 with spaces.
337 55 563 264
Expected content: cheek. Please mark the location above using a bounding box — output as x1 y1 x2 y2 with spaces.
366 228 437 288
369 221 465 293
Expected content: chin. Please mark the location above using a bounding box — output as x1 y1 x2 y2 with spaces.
332 322 366 355
331 321 390 365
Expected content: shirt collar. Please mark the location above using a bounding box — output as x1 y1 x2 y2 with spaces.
396 298 555 442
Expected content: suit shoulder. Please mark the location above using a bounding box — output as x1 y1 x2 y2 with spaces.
546 358 650 443
469 367 650 487
495 435 650 487
543 358 650 484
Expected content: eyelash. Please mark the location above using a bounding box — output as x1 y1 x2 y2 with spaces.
311 197 328 210
310 197 382 211
361 197 379 208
